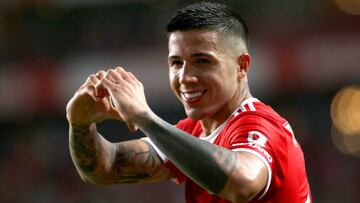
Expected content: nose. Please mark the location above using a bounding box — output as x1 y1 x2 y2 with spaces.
179 63 197 84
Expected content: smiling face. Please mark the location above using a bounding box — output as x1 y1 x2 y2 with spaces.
168 30 248 122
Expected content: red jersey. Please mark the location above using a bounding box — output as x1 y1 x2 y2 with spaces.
144 98 311 203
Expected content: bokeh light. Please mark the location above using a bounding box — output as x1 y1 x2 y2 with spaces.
331 85 360 157
334 0 360 15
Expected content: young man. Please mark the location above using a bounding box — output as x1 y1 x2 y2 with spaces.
66 2 312 203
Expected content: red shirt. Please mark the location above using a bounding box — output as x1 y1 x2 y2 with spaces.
145 98 312 203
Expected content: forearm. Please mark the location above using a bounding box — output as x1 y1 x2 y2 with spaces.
136 112 236 195
69 123 115 184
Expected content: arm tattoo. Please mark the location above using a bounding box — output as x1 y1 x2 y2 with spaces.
139 113 239 194
109 140 164 184
69 123 102 173
69 124 167 184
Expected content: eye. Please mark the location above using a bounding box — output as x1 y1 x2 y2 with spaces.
169 60 183 68
195 58 211 64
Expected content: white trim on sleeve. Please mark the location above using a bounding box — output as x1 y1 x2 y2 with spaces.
232 148 272 200
141 137 167 161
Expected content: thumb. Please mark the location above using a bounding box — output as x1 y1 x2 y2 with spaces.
95 82 109 98
99 77 114 92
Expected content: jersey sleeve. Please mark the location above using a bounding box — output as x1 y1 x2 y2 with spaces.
225 113 279 200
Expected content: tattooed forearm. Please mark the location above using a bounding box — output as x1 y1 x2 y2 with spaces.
69 123 107 175
109 140 164 183
69 122 170 185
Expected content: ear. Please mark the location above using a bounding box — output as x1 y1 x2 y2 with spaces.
237 53 251 80
238 53 251 72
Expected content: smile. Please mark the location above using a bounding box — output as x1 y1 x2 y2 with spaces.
181 90 206 102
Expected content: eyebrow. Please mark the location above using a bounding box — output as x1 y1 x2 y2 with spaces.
168 52 215 60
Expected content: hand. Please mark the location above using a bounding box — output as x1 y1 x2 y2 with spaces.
66 70 121 126
98 67 151 127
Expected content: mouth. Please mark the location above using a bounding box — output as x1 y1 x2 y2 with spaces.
181 90 206 103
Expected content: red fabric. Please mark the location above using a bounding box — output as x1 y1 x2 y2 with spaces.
165 100 311 203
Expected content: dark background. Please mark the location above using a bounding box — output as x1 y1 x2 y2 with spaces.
0 0 359 202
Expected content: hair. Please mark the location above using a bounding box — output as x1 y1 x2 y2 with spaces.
166 2 249 47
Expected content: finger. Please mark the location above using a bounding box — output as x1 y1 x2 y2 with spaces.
81 74 100 89
84 85 101 102
115 66 132 82
126 71 139 83
90 74 100 84
105 69 123 83
94 82 109 98
94 69 107 97
99 76 116 92
96 69 106 79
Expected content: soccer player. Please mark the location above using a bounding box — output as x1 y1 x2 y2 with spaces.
66 2 312 203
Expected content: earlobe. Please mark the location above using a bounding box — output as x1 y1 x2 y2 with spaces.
237 69 246 81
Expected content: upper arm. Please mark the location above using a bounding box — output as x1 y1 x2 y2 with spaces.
219 151 268 203
98 139 175 184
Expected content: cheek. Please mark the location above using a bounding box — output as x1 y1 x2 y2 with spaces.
169 71 179 93
213 73 236 98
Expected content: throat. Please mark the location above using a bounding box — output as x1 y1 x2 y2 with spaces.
200 118 226 136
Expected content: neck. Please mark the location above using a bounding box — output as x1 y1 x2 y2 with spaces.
201 84 252 136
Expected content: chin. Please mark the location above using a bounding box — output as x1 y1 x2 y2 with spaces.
185 108 207 121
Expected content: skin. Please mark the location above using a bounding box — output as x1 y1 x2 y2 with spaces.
67 70 173 184
168 30 249 134
66 30 268 203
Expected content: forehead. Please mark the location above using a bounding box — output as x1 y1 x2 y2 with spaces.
168 30 224 56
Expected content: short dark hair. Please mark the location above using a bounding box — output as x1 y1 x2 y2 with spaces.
166 2 249 46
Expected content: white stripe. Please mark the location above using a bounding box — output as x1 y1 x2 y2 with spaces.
239 97 259 112
232 148 272 200
305 193 311 203
248 102 256 111
245 97 260 103
239 104 247 112
243 97 259 111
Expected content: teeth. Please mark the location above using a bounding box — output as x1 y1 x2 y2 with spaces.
183 92 202 100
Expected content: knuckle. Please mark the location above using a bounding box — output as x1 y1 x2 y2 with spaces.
106 69 115 76
96 70 106 77
89 74 98 81
116 66 124 71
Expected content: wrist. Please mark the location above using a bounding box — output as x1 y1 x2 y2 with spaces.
69 122 96 130
130 109 157 130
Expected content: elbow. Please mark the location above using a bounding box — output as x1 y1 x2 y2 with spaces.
78 173 111 186
231 190 258 203
75 163 112 186
220 155 269 203
220 174 265 203
79 174 96 184
225 186 258 203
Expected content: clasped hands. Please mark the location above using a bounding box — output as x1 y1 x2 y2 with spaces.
66 66 150 132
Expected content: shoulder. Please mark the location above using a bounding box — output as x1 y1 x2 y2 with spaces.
175 117 200 133
228 100 286 130
222 99 290 146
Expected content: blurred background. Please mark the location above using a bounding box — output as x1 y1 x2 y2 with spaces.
0 0 359 202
